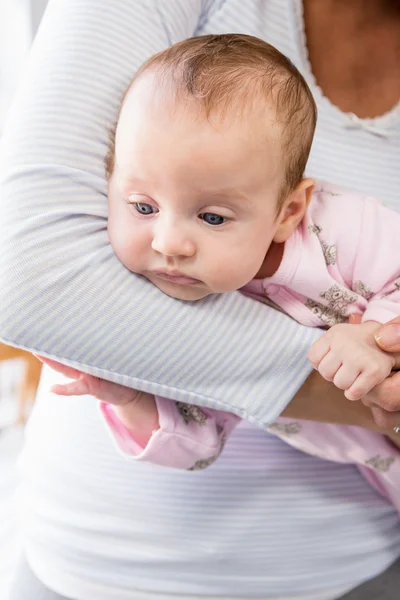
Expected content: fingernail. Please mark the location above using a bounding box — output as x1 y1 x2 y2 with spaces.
375 325 400 350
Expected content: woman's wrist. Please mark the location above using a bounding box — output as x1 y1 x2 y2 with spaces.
382 428 400 450
281 370 384 432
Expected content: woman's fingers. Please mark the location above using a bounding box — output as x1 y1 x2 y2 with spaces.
363 370 400 423
375 316 400 354
370 405 400 431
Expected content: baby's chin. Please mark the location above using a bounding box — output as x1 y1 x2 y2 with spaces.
151 279 212 302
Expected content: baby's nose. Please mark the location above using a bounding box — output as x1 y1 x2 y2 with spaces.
151 223 195 257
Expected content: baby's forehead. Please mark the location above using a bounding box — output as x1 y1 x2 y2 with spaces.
120 70 282 136
108 72 285 184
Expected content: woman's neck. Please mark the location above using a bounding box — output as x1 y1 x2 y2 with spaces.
304 0 400 22
303 0 400 118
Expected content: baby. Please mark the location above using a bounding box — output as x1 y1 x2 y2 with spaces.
41 35 400 474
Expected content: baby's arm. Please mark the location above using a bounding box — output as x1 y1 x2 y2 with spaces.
101 398 239 470
38 356 240 470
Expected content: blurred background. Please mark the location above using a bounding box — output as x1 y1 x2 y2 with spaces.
0 0 48 593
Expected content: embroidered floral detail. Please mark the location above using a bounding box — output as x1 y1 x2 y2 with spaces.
320 241 337 266
268 422 302 435
187 433 227 471
352 280 373 300
176 402 208 426
188 457 218 471
308 224 322 235
365 455 395 473
381 279 400 298
305 299 346 327
320 284 358 315
322 190 341 196
308 224 337 266
305 284 358 326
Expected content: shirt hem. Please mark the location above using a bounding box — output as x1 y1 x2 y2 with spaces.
24 547 359 600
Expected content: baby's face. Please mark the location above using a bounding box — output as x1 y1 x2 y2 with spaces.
108 75 286 301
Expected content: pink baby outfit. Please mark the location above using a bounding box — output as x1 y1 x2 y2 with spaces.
101 181 400 508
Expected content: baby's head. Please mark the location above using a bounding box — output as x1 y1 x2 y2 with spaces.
106 34 317 300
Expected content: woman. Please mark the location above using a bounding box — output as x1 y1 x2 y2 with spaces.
1 1 400 599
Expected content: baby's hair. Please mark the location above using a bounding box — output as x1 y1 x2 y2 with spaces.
106 34 317 204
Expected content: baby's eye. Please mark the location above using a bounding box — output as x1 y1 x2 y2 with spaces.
199 212 227 226
134 202 158 215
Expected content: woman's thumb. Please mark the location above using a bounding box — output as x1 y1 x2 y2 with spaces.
375 317 400 352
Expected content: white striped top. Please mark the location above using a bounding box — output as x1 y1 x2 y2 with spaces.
1 1 400 599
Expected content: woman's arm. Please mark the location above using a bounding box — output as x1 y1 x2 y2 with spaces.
282 369 400 449
0 0 321 426
281 370 376 429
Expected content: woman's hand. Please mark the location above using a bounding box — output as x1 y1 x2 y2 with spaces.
375 316 400 353
361 374 400 430
355 316 400 429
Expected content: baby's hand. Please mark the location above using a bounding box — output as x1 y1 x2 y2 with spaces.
36 356 158 442
308 322 396 401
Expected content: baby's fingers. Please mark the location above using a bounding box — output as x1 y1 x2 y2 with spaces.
35 355 83 380
345 368 390 402
308 338 330 368
333 364 361 391
85 378 138 406
316 352 342 382
55 375 139 406
51 377 90 397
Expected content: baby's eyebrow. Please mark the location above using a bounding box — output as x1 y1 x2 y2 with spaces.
198 188 252 205
118 174 151 192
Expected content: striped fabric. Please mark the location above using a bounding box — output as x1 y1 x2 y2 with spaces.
1 1 400 599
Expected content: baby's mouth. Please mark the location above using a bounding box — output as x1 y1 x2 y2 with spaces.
152 270 202 285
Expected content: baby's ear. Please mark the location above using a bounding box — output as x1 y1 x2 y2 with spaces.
273 178 315 243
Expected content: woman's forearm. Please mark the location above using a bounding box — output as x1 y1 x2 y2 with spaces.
282 370 381 431
282 370 400 445
0 4 323 428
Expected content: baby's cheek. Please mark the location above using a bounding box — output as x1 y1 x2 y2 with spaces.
228 249 265 290
210 254 253 293
108 221 139 272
